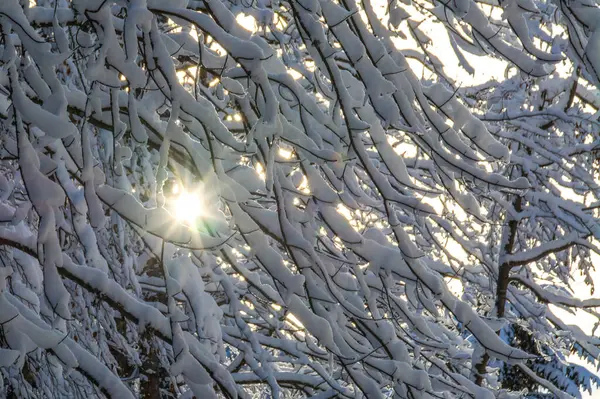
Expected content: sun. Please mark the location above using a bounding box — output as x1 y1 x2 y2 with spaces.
173 189 203 225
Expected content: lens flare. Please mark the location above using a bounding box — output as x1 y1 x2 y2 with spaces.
173 190 202 225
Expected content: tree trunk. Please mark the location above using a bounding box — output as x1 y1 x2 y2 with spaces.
475 191 522 386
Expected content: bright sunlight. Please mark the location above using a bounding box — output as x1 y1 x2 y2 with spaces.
172 184 203 225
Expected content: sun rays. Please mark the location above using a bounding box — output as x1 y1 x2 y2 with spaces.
170 184 205 226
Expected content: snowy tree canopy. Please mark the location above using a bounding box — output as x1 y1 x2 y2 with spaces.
1 0 600 397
